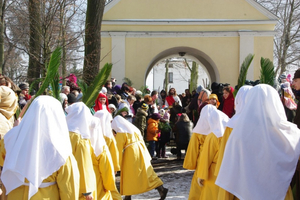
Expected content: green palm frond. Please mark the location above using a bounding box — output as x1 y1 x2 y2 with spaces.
77 79 88 96
50 72 61 101
82 63 113 108
234 54 254 96
21 47 62 117
123 77 133 86
260 57 275 87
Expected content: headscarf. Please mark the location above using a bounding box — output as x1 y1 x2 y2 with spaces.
216 84 300 200
94 110 114 139
89 116 107 157
2 96 72 200
222 86 235 118
226 85 252 128
209 93 220 108
93 93 110 112
65 102 93 139
111 115 141 137
193 104 229 137
0 86 18 119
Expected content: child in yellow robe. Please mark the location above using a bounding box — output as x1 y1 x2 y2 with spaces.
111 116 168 200
0 96 79 200
66 102 97 200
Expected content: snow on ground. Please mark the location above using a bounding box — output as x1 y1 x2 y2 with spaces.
116 147 194 200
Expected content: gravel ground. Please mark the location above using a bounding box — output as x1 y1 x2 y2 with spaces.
116 146 194 200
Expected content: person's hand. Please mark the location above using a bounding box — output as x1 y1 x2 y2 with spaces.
85 194 93 200
197 178 204 187
13 117 22 127
0 188 2 195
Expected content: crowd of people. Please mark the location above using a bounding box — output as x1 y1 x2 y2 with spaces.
1 70 300 200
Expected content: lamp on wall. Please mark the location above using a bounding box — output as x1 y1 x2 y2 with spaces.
178 52 186 57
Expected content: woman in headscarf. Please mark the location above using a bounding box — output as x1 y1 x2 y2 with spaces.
0 95 79 200
0 86 18 138
214 85 252 200
222 86 235 118
216 84 300 200
111 116 168 200
195 105 229 200
183 104 215 200
65 102 97 200
94 110 122 200
94 93 110 113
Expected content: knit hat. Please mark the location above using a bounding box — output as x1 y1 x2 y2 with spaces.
19 83 29 91
67 93 77 104
141 103 148 110
293 69 300 79
151 113 161 120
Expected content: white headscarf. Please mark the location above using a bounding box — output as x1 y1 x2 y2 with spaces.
216 84 300 200
111 115 141 137
192 104 229 137
89 116 106 157
226 85 252 128
94 110 114 139
1 96 72 200
65 102 92 139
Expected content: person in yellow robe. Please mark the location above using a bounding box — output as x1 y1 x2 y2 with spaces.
183 104 217 200
0 95 79 200
216 84 300 200
111 116 168 200
66 102 97 200
94 110 122 200
0 86 18 138
196 105 229 200
89 116 119 200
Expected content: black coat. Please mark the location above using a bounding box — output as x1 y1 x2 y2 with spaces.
173 121 193 147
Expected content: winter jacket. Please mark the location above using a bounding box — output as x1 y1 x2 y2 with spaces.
146 118 159 142
173 121 193 147
133 108 148 135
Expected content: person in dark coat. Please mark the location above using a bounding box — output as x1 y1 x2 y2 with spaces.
173 113 193 160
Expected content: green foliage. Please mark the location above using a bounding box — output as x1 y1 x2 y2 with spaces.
233 54 254 96
77 79 88 99
123 77 133 86
158 121 171 132
82 63 113 108
260 57 275 87
50 72 61 101
139 85 151 96
21 47 62 117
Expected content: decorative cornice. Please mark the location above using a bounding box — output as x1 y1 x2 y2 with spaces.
102 31 276 38
102 19 277 26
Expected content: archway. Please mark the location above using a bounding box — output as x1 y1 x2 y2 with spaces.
145 47 219 84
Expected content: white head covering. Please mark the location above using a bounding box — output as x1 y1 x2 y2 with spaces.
89 116 107 157
192 104 229 137
216 84 300 200
111 115 141 136
1 96 72 200
226 85 252 128
65 102 92 139
94 110 114 139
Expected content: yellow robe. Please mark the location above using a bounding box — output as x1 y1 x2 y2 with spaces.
0 139 79 200
69 131 97 200
92 145 118 200
115 132 163 195
197 132 221 200
183 133 206 200
103 135 122 200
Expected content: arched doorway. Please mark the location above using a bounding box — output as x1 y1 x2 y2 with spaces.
145 47 219 93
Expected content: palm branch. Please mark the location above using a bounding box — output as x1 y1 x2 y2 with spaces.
259 57 275 87
77 79 88 96
234 54 254 96
82 63 113 108
50 72 61 101
123 77 133 86
20 47 62 117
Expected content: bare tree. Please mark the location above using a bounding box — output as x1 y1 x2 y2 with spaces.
83 0 105 85
256 0 300 75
